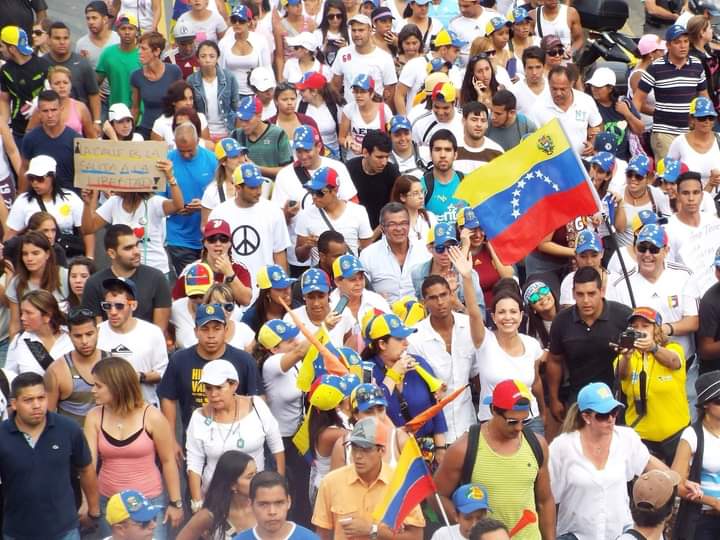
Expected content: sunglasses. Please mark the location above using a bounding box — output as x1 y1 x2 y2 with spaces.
470 53 491 62
310 188 330 198
626 172 645 181
101 301 128 312
28 175 47 183
548 48 565 57
696 116 715 122
206 234 230 244
32 29 45 36
327 13 343 19
222 302 235 312
527 286 551 304
230 16 249 23
434 242 458 254
636 242 661 254
593 408 620 422
500 413 533 426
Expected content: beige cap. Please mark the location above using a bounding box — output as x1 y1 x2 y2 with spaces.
632 470 680 510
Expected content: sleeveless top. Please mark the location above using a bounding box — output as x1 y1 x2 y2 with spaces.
98 405 163 498
65 99 83 135
535 4 571 49
627 67 655 132
470 431 540 540
280 17 313 60
57 352 96 426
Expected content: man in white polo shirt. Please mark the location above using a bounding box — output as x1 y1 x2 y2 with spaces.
531 65 602 156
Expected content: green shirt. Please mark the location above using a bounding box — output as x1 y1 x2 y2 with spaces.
96 44 141 107
233 123 293 169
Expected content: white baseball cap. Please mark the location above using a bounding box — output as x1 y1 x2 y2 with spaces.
27 155 57 177
249 66 276 92
586 67 616 88
348 13 372 26
199 359 239 386
173 22 196 40
286 31 318 51
108 103 134 122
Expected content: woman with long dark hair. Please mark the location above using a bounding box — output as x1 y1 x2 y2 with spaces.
220 7 262 98
177 450 257 539
283 31 330 83
4 212 68 268
241 265 297 335
460 54 500 107
151 79 210 146
315 0 349 66
395 24 423 74
66 256 97 310
102 103 144 141
273 0 316 77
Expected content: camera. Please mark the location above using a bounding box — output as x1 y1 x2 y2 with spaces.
618 328 646 349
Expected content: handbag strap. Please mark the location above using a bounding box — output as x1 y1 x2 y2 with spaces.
318 208 336 232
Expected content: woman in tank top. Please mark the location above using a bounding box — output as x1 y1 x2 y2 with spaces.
221 6 262 97
84 357 183 539
274 0 316 77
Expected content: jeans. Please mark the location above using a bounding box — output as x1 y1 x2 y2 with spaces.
97 493 167 540
695 512 720 540
5 529 80 540
166 245 201 277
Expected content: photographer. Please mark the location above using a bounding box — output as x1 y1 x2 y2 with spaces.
614 307 689 465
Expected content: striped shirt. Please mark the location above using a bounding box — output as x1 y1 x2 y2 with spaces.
638 54 707 135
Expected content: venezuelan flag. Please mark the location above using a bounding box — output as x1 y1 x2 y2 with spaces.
372 436 436 532
292 406 314 464
455 119 600 264
297 326 332 392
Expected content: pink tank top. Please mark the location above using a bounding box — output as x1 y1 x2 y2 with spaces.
97 406 163 498
65 99 83 135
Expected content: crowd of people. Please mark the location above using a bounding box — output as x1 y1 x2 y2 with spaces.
1 0 720 538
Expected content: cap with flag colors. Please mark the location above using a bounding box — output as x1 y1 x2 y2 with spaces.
256 265 296 290
0 27 33 55
482 379 532 410
258 319 300 349
363 313 416 341
454 118 600 264
184 263 213 296
391 296 427 327
332 254 364 279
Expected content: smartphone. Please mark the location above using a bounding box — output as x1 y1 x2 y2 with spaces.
506 57 517 79
333 294 349 315
361 361 374 384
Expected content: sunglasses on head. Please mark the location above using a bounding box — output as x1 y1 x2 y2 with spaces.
528 286 551 304
101 301 128 312
592 407 620 422
206 234 230 244
68 307 96 322
548 47 565 57
636 242 661 254
434 241 458 254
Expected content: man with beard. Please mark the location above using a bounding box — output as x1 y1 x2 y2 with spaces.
455 102 503 175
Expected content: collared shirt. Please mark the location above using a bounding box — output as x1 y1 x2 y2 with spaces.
312 462 425 539
531 90 602 155
0 412 91 539
549 300 633 399
407 313 478 443
359 236 431 302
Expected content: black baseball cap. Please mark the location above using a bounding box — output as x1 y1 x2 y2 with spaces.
86 0 110 16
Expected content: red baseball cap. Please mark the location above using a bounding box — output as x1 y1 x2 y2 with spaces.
204 219 231 238
486 380 532 411
296 72 327 90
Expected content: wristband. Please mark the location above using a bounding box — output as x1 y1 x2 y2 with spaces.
666 323 674 336
386 368 402 384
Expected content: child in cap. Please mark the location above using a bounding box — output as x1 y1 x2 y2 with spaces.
431 483 491 539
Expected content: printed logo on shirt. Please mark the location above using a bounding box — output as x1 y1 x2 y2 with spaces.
191 367 208 407
668 295 679 308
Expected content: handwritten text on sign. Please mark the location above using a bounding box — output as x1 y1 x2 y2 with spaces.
74 138 168 192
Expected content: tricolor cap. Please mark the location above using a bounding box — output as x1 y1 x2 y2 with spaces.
577 381 624 413
236 95 263 121
575 230 602 254
293 125 317 151
256 264 296 290
456 207 481 229
184 262 213 296
286 31 318 51
230 5 252 21
633 470 680 511
0 26 33 55
306 166 339 191
689 96 718 118
507 6 530 23
629 306 662 326
300 268 331 295
593 131 618 155
636 223 668 248
309 374 351 410
431 81 456 103
351 383 388 412
199 359 239 385
485 16 510 36
627 155 652 176
258 319 300 349
214 137 247 160
483 379 532 410
108 103 134 122
233 162 266 187
249 66 276 92
115 12 139 28
424 72 450 93
332 254 364 279
391 295 427 327
363 313 416 341
426 223 458 247
295 71 327 90
103 277 138 299
26 155 57 177
338 346 363 370
281 0 302 6
631 209 659 233
656 157 688 183
349 416 389 448
433 28 467 48
428 57 452 73
665 24 688 42
590 151 615 173
452 484 491 515
388 115 412 133
342 373 361 395
195 303 227 327
351 73 375 92
105 490 160 526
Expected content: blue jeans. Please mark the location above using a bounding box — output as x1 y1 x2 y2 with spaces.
5 529 80 540
97 493 167 540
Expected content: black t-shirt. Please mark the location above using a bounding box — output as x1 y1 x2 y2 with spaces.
157 344 261 429
347 157 399 229
549 300 633 399
698 281 720 374
81 265 172 323
21 126 78 192
0 0 47 36
0 54 50 136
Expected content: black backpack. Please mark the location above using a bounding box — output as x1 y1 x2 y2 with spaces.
422 169 465 205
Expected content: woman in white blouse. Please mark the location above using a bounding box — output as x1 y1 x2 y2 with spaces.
549 382 667 540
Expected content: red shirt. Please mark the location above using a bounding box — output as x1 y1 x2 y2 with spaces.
172 261 251 300
164 51 199 79
472 248 502 308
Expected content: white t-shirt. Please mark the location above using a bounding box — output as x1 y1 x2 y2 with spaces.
411 109 464 146
221 44 261 95
560 269 620 306
302 102 340 152
531 90 603 155
665 213 720 296
219 31 273 71
96 195 169 274
208 199 291 289
430 524 463 540
615 186 672 247
97 319 168 406
330 44 398 104
202 77 226 137
402 16 444 52
475 331 542 421
667 134 720 190
7 191 83 235
262 353 304 437
283 306 354 349
680 424 720 508
341 102 393 160
175 10 227 43
511 79 550 119
118 0 155 32
5 331 73 376
294 202 373 266
549 427 650 540
151 113 208 149
454 137 505 176
283 58 331 85
448 8 497 65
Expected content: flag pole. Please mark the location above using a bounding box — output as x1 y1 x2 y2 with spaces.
433 493 464 540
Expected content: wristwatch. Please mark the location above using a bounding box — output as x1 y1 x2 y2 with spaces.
139 372 147 384
167 177 178 186
370 523 378 540
224 275 235 284
170 499 183 509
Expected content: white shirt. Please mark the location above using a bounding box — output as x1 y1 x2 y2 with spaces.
454 137 505 176
449 8 497 66
431 524 464 540
97 319 168 406
511 78 550 119
341 102 393 160
549 427 650 540
411 109 464 146
680 425 720 509
665 213 720 295
302 102 340 152
531 90 603 155
283 306 354 349
218 31 273 71
329 288 391 330
151 113 208 149
359 236 431 302
5 331 73 377
615 186 672 247
407 313 478 443
175 10 227 43
262 354 304 437
330 44 398 104
7 191 83 236
667 133 720 190
283 58 331 85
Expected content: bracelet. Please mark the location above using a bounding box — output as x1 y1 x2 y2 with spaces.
386 368 402 384
666 323 674 336
168 177 178 186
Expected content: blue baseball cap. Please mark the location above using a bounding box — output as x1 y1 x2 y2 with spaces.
627 155 652 176
433 29 467 48
456 207 481 229
426 223 458 247
690 96 718 118
293 125 316 151
332 254 365 279
363 313 417 340
575 230 603 254
507 6 530 23
631 209 659 233
214 137 247 160
452 484 491 515
590 151 615 173
256 264 296 290
577 382 624 414
656 157 688 182
388 115 411 133
351 73 375 91
106 490 161 526
236 95 263 121
593 131 618 155
428 57 452 73
233 162 266 187
485 16 510 36
195 303 227 327
307 167 339 191
258 319 300 349
230 5 252 21
636 224 668 248
103 277 138 299
665 24 688 42
301 268 331 295
351 383 388 412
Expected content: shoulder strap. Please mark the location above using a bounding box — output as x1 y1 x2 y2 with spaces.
461 424 481 484
522 426 544 468
622 531 647 540
421 119 439 143
689 419 704 482
536 6 544 38
298 100 309 114
328 101 340 135
218 183 226 203
423 170 435 204
318 208 337 232
293 163 312 186
37 197 47 212
0 369 9 403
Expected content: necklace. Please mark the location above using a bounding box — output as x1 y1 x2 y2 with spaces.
213 398 240 448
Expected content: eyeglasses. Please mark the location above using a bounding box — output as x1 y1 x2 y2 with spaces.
636 242 661 254
101 301 128 312
327 13 343 19
696 116 715 123
206 234 230 244
310 188 330 198
32 29 45 36
68 307 96 322
434 242 458 254
527 286 551 304
500 413 533 426
592 408 620 422
383 220 410 229
548 48 565 57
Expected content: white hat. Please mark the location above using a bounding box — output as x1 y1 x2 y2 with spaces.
249 66 277 92
348 13 372 26
27 155 57 177
173 22 196 39
109 103 133 122
286 31 318 52
199 359 239 386
586 67 616 88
